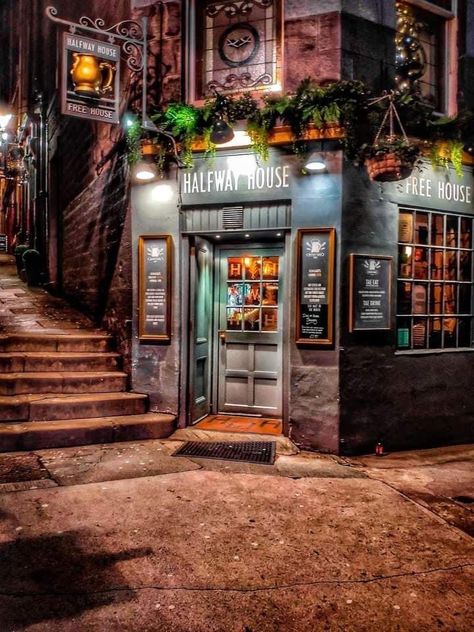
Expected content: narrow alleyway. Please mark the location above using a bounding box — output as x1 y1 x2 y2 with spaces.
0 257 174 451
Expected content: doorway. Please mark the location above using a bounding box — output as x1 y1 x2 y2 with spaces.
188 237 284 425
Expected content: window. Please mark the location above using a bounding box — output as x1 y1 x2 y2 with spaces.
226 256 279 332
395 1 454 113
193 0 282 100
397 209 474 351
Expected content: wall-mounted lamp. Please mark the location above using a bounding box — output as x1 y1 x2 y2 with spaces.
304 152 327 173
210 116 234 145
132 139 160 183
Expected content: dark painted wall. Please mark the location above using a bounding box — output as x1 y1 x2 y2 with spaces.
339 161 474 454
131 146 343 452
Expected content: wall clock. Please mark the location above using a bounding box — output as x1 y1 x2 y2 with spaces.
218 23 260 68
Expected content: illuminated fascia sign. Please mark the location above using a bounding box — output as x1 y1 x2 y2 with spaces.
182 165 291 195
61 33 120 123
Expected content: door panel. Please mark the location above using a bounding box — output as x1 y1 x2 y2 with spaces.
217 247 283 416
189 237 213 423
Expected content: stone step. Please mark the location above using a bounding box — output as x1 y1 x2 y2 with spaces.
0 392 148 422
0 351 121 373
0 371 128 395
0 333 114 352
0 413 176 451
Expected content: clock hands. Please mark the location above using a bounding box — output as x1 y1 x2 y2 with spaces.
226 35 252 49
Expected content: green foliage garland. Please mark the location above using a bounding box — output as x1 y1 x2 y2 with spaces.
126 79 469 175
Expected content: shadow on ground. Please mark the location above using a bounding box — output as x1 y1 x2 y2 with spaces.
0 531 151 630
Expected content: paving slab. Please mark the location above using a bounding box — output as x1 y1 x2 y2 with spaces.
0 471 472 631
350 445 474 537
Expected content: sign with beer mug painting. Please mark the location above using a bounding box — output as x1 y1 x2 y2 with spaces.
61 33 120 123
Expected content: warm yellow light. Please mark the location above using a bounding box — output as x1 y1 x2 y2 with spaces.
0 114 12 130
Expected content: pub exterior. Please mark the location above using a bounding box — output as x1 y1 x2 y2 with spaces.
0 0 473 454
131 143 474 453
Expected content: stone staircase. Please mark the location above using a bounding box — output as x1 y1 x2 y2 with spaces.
0 329 175 452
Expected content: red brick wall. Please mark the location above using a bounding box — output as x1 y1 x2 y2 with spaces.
51 0 182 368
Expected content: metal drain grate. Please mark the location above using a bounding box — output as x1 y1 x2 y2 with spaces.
173 441 276 465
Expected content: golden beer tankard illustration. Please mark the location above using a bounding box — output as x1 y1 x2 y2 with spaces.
70 53 115 97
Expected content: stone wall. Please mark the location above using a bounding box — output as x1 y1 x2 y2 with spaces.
284 12 341 89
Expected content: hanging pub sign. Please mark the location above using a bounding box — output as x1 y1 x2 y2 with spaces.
296 228 336 345
349 254 392 332
61 32 120 123
138 235 172 343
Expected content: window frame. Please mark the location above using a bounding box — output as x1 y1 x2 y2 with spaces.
184 0 284 104
398 0 458 116
396 205 474 354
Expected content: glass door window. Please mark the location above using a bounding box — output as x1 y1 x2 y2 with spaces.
226 256 280 333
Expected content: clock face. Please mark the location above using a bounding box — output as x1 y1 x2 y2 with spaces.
218 23 260 68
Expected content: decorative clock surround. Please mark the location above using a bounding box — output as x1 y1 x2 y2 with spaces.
199 0 281 96
218 23 260 68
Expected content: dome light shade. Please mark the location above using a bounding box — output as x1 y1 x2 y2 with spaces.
210 118 234 144
304 152 327 173
133 160 158 182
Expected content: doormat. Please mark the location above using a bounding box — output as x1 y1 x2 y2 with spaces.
173 441 276 465
196 415 282 436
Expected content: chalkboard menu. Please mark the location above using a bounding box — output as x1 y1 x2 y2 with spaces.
0 234 8 253
296 228 336 345
138 235 172 342
349 254 392 332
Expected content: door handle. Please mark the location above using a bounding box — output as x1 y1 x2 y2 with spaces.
218 330 227 342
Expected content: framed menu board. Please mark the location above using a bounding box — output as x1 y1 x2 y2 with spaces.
138 235 172 342
349 254 392 332
296 228 336 345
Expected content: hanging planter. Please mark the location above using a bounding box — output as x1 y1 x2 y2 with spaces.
365 141 419 182
363 92 419 182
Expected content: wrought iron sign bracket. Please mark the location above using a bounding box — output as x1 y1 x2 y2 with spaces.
45 5 151 128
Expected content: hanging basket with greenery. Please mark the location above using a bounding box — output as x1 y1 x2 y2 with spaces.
363 92 420 182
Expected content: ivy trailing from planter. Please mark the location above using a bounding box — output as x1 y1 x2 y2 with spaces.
125 78 470 176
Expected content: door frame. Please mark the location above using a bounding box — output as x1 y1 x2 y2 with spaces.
212 242 285 417
180 232 291 434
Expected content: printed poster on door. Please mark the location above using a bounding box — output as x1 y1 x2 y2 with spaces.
61 32 120 123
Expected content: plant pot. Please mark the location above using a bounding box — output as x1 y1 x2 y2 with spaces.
365 152 414 182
